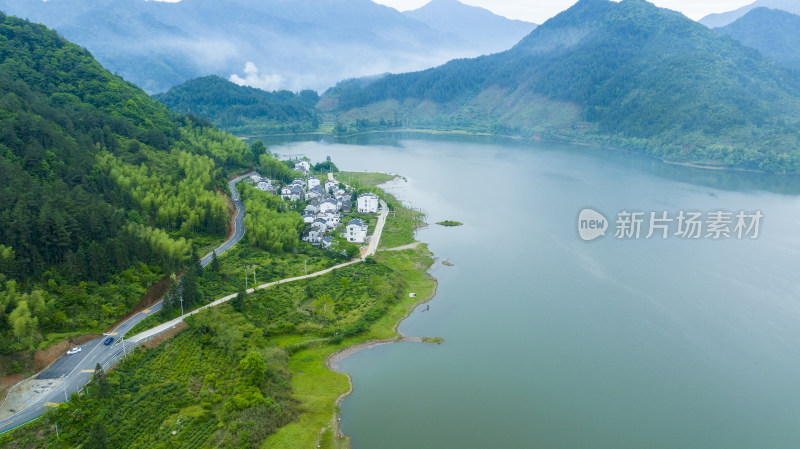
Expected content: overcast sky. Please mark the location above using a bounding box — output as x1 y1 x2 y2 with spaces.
372 0 753 23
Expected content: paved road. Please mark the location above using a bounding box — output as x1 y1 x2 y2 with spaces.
0 173 251 434
0 301 162 432
365 200 389 257
200 174 249 267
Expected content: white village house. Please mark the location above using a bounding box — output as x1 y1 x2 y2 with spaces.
256 180 272 192
282 185 304 202
308 177 321 189
357 193 379 213
306 185 324 200
324 179 338 193
312 218 328 232
303 224 325 243
323 212 340 228
346 218 368 243
319 198 338 214
295 160 311 173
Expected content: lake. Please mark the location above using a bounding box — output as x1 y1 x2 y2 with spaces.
265 133 800 449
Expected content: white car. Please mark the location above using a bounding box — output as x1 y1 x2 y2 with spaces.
67 347 82 355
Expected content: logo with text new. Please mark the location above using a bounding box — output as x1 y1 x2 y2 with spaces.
578 208 608 241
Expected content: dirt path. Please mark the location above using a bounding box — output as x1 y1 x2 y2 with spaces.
381 241 422 252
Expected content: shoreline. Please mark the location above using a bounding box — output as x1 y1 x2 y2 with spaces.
660 159 767 173
246 127 789 176
325 260 439 446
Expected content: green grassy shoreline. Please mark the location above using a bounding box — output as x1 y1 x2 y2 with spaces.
262 174 435 449
262 245 438 448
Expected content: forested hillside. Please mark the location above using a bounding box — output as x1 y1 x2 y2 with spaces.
0 14 255 372
154 76 321 135
324 0 800 173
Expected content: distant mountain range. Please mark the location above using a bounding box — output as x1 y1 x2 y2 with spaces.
0 0 534 93
699 0 800 27
716 7 800 70
323 0 800 172
403 0 536 56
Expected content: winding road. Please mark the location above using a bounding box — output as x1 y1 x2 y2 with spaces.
201 175 248 267
0 173 252 434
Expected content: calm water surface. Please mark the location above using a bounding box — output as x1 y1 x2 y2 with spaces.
266 134 800 449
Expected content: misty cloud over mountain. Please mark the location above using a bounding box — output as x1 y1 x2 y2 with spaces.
0 0 534 93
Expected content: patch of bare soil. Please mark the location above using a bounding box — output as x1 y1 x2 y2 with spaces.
0 373 23 405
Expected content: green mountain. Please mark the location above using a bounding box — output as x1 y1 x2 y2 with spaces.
0 13 257 369
323 0 800 172
699 0 800 28
716 7 800 70
154 75 321 135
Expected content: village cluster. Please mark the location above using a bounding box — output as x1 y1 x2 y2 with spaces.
248 159 381 250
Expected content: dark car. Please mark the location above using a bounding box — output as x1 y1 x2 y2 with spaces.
103 337 114 345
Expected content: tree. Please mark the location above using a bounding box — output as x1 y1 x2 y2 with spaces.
9 301 38 348
313 161 339 173
161 273 178 318
239 351 267 386
93 363 110 398
314 294 335 324
189 250 203 277
251 140 267 159
84 419 109 449
345 244 360 259
0 245 16 278
211 250 220 274
182 268 202 309
232 283 245 312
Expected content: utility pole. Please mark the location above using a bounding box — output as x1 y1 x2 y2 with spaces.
253 268 256 285
304 259 308 276
55 422 59 439
64 388 68 402
179 295 184 316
